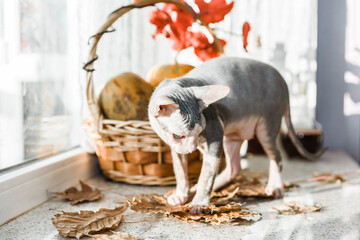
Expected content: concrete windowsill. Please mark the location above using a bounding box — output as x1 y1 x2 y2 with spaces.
0 150 359 240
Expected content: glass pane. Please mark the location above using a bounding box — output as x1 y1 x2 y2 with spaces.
23 82 72 160
0 0 80 170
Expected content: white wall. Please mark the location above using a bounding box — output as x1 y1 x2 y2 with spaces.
317 0 360 163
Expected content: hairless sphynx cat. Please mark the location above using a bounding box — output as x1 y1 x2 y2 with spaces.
148 57 326 214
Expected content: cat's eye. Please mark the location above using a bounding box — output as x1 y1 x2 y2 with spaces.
173 134 185 140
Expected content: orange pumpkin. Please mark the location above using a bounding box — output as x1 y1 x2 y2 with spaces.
99 72 153 121
145 64 195 88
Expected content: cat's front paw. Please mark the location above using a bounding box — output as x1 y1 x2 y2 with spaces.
167 192 188 206
189 204 204 215
265 185 284 199
189 197 210 215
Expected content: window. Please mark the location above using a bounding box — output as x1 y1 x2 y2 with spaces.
0 0 81 171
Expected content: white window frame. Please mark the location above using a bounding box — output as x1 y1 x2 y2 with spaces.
0 148 99 225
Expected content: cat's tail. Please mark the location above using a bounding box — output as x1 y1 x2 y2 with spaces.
284 106 327 160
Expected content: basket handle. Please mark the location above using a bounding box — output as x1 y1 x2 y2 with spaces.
84 0 224 126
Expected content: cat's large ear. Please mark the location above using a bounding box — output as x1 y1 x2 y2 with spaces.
152 97 179 118
191 85 230 108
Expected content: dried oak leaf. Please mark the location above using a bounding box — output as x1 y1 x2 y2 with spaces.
171 205 260 225
128 194 186 214
126 173 267 225
314 172 347 184
271 201 322 215
51 203 128 239
283 182 300 190
91 231 152 240
157 175 268 206
211 175 268 199
128 195 260 225
210 187 239 205
54 180 103 205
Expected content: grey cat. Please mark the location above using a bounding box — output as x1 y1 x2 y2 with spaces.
148 57 325 214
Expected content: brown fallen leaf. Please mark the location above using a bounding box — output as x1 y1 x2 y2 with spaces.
170 203 261 225
54 180 103 205
210 187 239 205
271 201 322 215
122 173 267 225
128 194 186 215
171 207 259 225
239 169 268 179
128 194 261 225
51 203 128 239
314 172 347 184
211 175 268 199
157 174 267 205
283 182 300 190
91 231 152 240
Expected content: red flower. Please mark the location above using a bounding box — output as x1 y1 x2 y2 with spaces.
149 2 195 50
148 9 172 38
186 32 208 49
242 21 251 52
163 3 193 32
189 32 226 61
146 0 235 61
167 28 185 51
196 0 234 24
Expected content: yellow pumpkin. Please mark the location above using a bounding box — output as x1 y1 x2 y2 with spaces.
99 72 153 121
145 64 195 88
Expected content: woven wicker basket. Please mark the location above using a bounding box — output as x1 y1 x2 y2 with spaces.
83 0 224 185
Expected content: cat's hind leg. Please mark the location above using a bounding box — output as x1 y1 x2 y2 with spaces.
212 137 242 191
255 118 284 198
